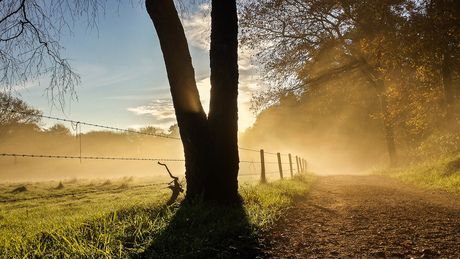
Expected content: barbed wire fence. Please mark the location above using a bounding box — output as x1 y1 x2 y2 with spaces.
0 108 307 203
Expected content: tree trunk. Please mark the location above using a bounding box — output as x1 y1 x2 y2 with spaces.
145 0 240 203
208 0 240 202
377 86 398 167
352 52 398 167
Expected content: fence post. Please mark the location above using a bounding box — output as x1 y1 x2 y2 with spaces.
277 152 284 180
260 149 267 184
288 153 293 177
301 159 306 173
304 159 307 173
300 157 304 173
296 156 300 173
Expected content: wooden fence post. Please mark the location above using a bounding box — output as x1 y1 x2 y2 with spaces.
277 152 284 180
300 157 304 173
296 156 300 173
301 159 306 173
288 153 293 177
304 159 307 173
260 149 267 184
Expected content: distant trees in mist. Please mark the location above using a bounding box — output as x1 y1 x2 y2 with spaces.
0 93 182 158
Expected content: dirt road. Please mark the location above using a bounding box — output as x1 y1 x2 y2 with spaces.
260 175 460 258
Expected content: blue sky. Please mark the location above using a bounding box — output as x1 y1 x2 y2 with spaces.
17 2 261 133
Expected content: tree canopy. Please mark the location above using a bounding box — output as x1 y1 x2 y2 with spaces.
240 0 459 166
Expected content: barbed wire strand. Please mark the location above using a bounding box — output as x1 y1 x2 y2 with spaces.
1 153 185 162
1 108 181 140
1 154 296 167
240 160 259 163
2 108 284 154
238 147 259 153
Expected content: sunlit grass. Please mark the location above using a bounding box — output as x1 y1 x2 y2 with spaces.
0 173 315 258
376 152 460 193
242 173 315 231
0 177 172 258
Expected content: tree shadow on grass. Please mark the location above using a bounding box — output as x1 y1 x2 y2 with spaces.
137 200 262 259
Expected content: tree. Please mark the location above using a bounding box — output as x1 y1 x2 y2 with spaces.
46 123 72 136
0 92 42 135
146 0 240 203
240 0 413 167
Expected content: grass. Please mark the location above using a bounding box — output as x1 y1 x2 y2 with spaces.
0 177 173 258
0 173 315 258
375 152 460 193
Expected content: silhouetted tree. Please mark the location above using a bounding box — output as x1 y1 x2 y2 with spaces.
146 0 240 203
0 92 42 135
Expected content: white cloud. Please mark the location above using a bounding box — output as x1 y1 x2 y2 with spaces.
128 99 176 121
183 4 211 50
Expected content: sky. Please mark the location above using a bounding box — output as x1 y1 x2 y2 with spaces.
16 2 262 134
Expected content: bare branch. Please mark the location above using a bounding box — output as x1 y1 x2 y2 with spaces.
0 0 109 109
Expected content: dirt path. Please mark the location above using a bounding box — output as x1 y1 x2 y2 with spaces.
260 175 460 258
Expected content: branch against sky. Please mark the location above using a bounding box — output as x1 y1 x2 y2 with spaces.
0 0 115 108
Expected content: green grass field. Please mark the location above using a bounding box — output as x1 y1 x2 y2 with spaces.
0 173 315 258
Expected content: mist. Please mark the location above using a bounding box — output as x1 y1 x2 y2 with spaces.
239 74 391 175
0 125 185 182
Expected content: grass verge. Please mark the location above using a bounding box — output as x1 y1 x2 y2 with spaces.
0 173 315 258
142 173 315 258
375 152 460 193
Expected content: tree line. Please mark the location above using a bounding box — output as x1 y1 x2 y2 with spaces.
0 92 181 157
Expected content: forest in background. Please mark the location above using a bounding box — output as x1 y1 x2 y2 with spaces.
239 0 459 173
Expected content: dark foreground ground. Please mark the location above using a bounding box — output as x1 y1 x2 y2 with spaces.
259 175 460 258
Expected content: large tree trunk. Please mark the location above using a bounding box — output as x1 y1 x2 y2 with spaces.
145 0 240 203
208 0 240 202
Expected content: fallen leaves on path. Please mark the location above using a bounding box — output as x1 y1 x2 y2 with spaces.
259 175 460 258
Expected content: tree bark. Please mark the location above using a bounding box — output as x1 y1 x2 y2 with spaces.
145 0 240 203
208 0 240 202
